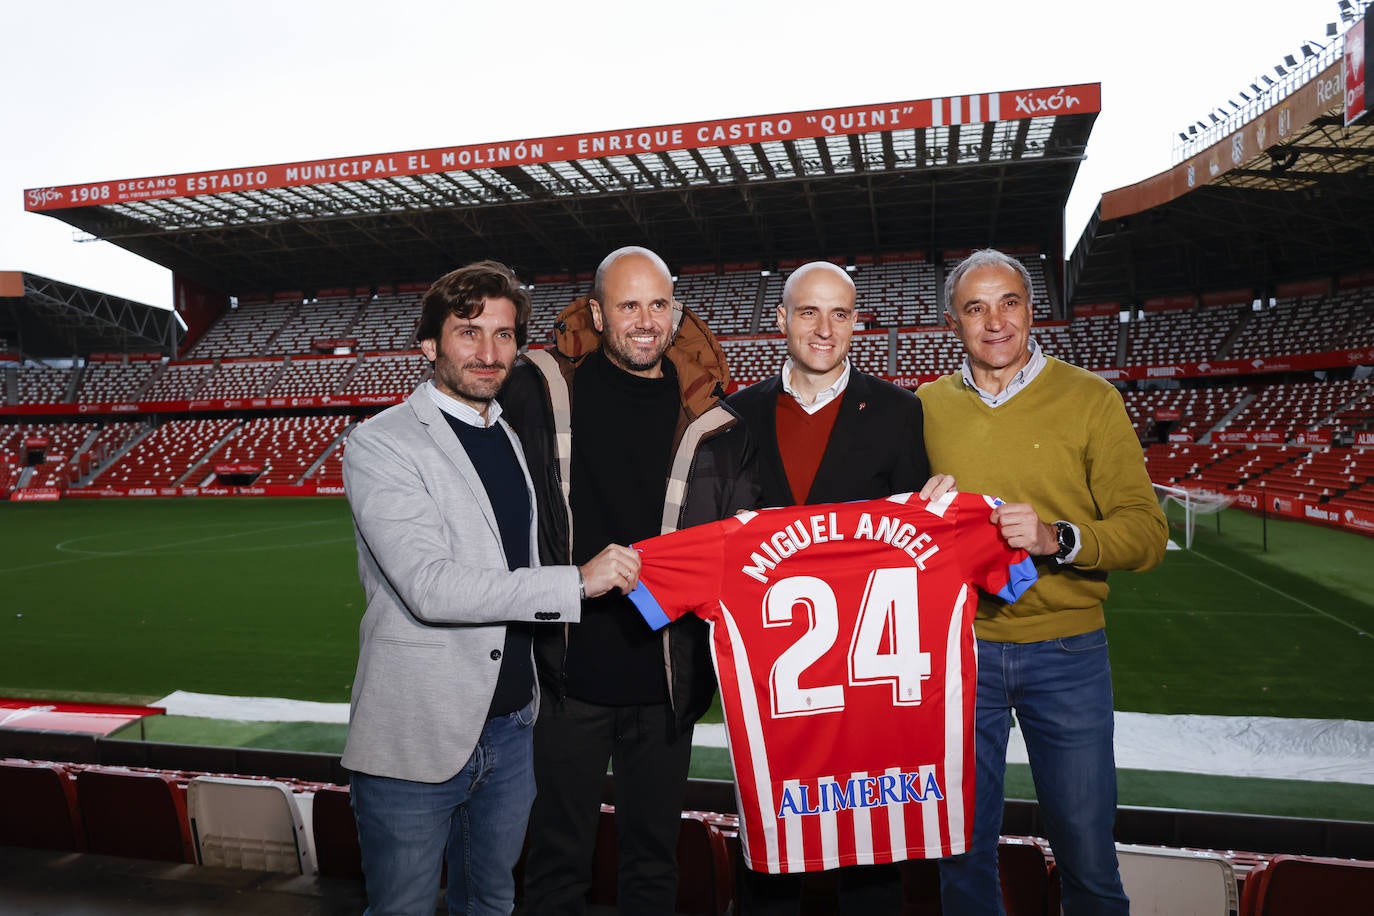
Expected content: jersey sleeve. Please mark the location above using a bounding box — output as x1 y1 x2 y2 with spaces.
957 493 1038 603
626 515 733 631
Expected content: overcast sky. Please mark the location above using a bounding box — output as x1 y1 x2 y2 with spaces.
0 0 1350 310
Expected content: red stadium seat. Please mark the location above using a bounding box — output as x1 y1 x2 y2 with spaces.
75 765 195 863
311 783 363 878
998 835 1055 916
1240 854 1374 915
0 759 83 852
676 811 735 915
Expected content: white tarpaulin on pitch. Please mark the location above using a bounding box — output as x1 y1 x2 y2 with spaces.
157 691 1374 785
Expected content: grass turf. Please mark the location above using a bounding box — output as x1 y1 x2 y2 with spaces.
2 498 1371 821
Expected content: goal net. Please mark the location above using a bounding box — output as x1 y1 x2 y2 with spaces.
1153 483 1235 550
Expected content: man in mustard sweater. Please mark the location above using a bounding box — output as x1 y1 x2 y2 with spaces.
918 249 1167 916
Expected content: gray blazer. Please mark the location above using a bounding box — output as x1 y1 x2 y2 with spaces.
341 385 581 783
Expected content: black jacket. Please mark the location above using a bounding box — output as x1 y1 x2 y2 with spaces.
726 369 931 507
500 300 759 736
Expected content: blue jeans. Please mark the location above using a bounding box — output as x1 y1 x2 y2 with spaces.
351 700 537 916
939 631 1127 916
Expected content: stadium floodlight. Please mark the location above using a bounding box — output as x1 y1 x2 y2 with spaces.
1284 53 1298 67
1179 132 1190 142
1250 82 1263 94
1239 90 1252 102
1274 64 1288 77
1326 22 1339 36
1300 43 1316 59
1262 74 1276 86
1209 113 1221 125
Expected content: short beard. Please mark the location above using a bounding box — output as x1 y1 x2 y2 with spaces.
602 334 668 373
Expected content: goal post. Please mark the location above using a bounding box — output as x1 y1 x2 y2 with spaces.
1153 483 1235 550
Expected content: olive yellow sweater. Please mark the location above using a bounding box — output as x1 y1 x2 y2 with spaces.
917 357 1167 643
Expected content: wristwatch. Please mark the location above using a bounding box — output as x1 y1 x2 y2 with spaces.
1052 521 1077 562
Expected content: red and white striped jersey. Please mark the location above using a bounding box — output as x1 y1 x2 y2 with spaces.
627 491 1036 874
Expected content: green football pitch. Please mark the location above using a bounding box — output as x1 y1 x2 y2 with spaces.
1 497 1371 821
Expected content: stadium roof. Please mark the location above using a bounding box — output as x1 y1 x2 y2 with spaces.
0 271 183 357
1069 30 1374 305
26 85 1100 294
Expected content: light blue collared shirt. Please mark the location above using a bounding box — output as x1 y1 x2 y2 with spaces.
960 338 1047 408
781 357 852 415
426 380 502 428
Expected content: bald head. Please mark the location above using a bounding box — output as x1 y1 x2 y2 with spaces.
776 261 856 397
592 246 672 304
781 261 855 315
589 246 676 377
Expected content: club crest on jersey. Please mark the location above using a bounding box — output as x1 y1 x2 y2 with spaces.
776 769 944 818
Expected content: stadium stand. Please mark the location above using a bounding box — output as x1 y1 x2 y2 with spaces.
346 289 425 352
526 276 588 340
852 255 941 327
1124 386 1254 444
846 329 891 376
193 415 351 486
196 359 284 399
1035 314 1119 370
141 359 217 400
674 266 764 336
270 294 366 355
14 363 72 404
1125 303 1249 366
186 297 295 360
1229 291 1374 360
895 328 966 377
74 357 160 403
92 418 239 487
265 356 356 398
1216 379 1372 443
719 335 788 387
306 422 356 487
342 352 429 395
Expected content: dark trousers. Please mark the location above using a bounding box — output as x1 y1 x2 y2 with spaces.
522 696 694 916
737 860 905 915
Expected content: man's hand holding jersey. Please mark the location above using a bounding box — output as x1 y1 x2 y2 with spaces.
580 544 642 597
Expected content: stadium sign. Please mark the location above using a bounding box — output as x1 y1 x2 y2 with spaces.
10 487 62 501
1346 17 1368 126
23 84 1100 211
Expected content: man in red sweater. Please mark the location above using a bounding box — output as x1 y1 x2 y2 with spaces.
728 261 931 510
725 260 936 911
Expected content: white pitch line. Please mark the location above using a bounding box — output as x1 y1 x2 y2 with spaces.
1191 548 1372 636
1 520 339 576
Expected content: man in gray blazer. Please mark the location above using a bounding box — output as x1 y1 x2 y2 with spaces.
342 260 640 916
